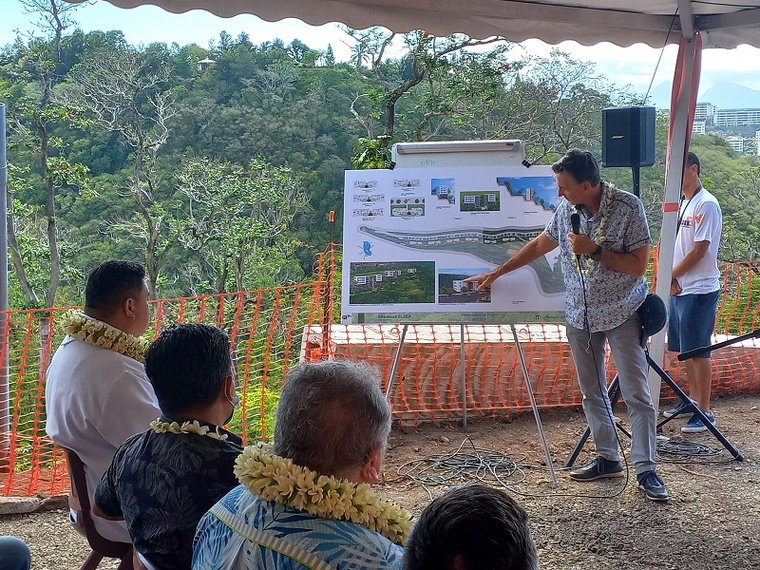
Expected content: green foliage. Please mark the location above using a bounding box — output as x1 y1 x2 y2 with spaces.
2 8 759 307
172 155 310 293
351 136 392 169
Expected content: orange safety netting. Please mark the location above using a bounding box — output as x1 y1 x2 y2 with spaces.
0 250 758 497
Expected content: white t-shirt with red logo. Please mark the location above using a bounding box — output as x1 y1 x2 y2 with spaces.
673 187 722 295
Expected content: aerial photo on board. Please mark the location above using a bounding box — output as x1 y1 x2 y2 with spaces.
349 261 436 305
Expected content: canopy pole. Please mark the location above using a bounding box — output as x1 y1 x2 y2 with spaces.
648 33 702 410
0 104 9 470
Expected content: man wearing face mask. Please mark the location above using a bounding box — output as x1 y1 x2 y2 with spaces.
94 323 243 570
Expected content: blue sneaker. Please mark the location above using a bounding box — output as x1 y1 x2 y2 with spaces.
681 411 716 433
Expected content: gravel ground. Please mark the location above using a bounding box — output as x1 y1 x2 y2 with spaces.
1 393 758 569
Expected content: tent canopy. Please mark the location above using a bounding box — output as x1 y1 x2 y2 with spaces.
65 0 760 49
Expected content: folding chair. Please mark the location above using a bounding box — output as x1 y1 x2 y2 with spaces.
61 447 134 570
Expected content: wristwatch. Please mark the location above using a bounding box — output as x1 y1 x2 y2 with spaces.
592 244 603 260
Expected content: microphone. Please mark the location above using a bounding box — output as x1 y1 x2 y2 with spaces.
570 212 581 235
570 211 583 268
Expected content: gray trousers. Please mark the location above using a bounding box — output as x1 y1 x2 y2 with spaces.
566 312 657 475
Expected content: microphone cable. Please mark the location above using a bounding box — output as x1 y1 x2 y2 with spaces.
572 208 630 498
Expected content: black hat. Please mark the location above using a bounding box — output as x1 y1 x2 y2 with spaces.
638 293 667 337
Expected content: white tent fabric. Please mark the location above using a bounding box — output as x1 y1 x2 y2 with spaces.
65 0 760 49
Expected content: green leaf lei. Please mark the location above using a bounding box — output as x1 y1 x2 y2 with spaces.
575 181 614 276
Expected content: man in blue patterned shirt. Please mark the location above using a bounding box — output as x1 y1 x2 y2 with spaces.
193 360 408 569
95 324 243 569
466 149 668 502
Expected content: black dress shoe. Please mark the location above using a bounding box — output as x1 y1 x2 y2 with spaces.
569 456 624 481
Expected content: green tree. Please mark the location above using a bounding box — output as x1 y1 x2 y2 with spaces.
65 42 178 298
173 156 310 293
494 50 633 163
346 29 507 147
324 44 336 67
3 0 87 308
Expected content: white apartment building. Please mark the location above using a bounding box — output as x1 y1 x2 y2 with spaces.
695 102 716 123
725 135 745 153
715 108 760 128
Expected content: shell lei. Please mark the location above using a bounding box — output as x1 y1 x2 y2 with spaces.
235 442 412 545
62 310 148 363
575 182 613 276
150 419 229 440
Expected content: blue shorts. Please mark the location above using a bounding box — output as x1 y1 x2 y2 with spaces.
668 291 719 357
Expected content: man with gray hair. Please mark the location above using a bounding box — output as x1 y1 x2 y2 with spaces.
193 360 410 569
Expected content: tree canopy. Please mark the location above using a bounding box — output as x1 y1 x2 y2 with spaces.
2 1 758 306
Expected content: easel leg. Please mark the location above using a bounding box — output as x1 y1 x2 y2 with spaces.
511 324 559 488
385 324 409 400
460 324 467 428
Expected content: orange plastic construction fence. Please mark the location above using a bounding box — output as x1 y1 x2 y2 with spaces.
0 250 758 497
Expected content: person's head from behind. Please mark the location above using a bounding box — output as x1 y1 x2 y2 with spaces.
273 360 390 484
145 323 237 425
403 484 538 570
84 260 149 336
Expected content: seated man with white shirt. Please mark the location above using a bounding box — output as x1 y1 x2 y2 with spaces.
45 260 160 543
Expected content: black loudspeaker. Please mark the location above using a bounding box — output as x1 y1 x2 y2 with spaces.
602 106 656 167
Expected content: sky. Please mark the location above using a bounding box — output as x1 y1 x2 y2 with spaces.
3 1 760 99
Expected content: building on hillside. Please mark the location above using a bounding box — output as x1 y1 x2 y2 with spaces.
756 130 760 156
725 135 745 154
692 121 707 135
695 102 717 124
197 57 216 71
715 108 760 128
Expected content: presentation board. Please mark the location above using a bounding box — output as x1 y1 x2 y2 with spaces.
341 165 567 324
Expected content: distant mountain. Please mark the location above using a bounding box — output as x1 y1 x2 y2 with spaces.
701 82 760 109
644 81 760 110
644 82 672 110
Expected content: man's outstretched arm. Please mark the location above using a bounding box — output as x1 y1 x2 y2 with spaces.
464 232 558 291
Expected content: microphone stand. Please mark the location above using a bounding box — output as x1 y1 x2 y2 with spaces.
678 329 760 361
565 328 752 467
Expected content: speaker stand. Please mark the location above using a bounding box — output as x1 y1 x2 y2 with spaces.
632 165 641 197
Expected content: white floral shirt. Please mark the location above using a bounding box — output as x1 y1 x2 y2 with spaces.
545 183 651 332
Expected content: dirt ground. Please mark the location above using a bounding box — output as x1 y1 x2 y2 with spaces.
2 393 759 569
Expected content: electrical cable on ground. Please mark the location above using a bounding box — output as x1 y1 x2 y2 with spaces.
395 436 632 501
656 438 726 462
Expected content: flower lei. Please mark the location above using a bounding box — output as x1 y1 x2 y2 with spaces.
150 418 228 440
235 442 412 545
575 181 613 276
62 310 148 363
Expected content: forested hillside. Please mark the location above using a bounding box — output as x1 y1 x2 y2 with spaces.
2 0 759 308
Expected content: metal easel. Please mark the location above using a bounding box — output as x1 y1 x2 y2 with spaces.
384 322 559 488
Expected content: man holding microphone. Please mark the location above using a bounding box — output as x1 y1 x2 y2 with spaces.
465 149 668 502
